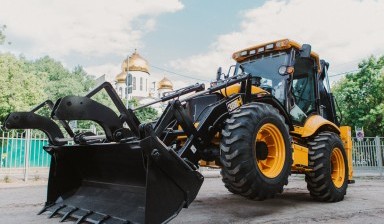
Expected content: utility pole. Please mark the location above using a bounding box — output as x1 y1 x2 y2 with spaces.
126 54 130 109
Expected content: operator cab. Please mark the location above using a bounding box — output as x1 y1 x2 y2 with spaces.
238 50 291 105
230 39 338 126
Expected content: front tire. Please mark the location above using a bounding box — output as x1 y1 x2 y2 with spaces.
220 103 292 200
305 132 348 202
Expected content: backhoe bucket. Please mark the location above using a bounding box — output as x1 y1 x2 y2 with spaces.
41 136 204 224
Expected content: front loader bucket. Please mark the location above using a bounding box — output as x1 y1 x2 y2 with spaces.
42 137 204 224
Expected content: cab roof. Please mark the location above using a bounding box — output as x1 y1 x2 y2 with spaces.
232 39 321 72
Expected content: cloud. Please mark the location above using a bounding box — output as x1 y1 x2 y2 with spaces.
170 0 384 80
147 71 190 91
85 63 121 81
0 0 183 58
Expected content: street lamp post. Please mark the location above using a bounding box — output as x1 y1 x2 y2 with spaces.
125 55 131 109
125 55 129 109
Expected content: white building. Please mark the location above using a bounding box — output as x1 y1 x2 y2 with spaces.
114 50 174 112
157 77 174 98
115 50 151 99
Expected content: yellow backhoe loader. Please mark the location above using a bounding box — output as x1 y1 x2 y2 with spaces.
4 39 353 224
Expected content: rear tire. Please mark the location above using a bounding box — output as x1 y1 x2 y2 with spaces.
220 103 292 200
305 132 348 202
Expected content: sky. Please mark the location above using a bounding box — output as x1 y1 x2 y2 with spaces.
1 0 384 89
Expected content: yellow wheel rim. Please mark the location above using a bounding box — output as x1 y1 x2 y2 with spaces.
331 147 345 188
255 123 285 178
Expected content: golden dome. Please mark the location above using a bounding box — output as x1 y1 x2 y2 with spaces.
115 71 126 83
115 50 150 83
157 77 173 90
121 50 149 74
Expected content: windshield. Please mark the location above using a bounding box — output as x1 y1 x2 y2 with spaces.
239 51 290 104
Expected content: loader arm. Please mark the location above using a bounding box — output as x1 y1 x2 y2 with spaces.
51 96 126 142
31 100 75 137
3 80 213 224
4 112 66 146
85 82 141 137
150 74 252 165
4 99 73 146
3 73 256 224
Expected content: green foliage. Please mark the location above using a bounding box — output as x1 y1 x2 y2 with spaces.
0 25 6 45
30 56 95 100
0 51 158 131
333 55 384 136
0 53 46 119
129 98 158 123
0 53 95 123
3 175 11 183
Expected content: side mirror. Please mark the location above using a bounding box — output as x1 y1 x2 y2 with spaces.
225 65 235 79
319 59 330 80
300 44 311 58
216 67 222 80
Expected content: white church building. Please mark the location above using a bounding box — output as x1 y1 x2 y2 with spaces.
114 50 174 110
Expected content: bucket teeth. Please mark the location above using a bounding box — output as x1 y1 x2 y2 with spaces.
37 204 54 215
74 211 93 224
48 205 66 218
60 207 78 222
95 215 111 224
42 203 134 224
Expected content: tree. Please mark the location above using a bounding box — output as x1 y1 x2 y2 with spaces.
129 98 158 123
0 53 46 119
30 56 95 100
0 52 158 131
0 25 6 45
0 53 96 123
333 55 384 136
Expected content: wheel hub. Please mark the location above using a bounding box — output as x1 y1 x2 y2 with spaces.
255 123 286 178
256 141 268 160
331 147 345 188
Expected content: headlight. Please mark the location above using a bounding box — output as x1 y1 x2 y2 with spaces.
278 65 294 75
278 65 287 75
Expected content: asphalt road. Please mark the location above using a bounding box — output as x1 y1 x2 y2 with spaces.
0 175 384 224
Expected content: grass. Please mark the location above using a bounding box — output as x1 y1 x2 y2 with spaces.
3 175 11 183
33 175 40 181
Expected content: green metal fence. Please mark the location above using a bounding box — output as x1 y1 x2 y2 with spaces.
1 129 383 181
1 136 50 168
352 137 384 175
0 130 51 180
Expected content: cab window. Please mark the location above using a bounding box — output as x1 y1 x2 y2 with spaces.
290 57 316 125
292 74 316 115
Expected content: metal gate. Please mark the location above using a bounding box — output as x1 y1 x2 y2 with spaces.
352 137 384 174
0 127 98 181
1 130 383 181
0 130 50 181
